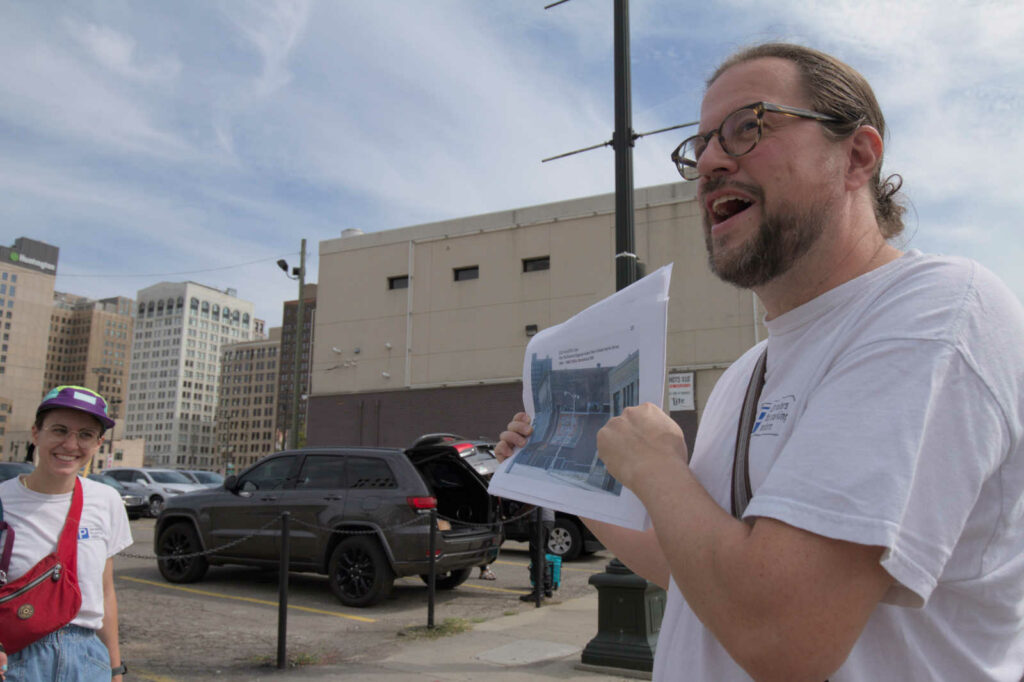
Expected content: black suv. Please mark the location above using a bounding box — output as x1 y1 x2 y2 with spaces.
154 443 501 607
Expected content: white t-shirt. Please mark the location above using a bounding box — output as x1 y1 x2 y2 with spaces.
0 475 133 630
653 251 1024 681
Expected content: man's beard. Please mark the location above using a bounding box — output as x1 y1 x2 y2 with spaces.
703 193 829 289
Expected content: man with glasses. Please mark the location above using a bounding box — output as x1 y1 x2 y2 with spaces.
497 43 1024 680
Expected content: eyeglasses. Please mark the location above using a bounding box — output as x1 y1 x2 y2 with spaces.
43 424 102 446
671 102 839 181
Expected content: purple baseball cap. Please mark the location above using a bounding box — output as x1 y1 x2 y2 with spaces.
36 385 116 430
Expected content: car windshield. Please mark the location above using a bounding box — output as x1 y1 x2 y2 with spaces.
150 471 194 484
191 471 224 484
89 474 126 493
0 462 34 482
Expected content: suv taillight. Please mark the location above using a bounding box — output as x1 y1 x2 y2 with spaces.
407 496 437 510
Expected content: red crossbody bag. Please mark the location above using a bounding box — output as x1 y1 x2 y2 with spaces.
0 477 83 655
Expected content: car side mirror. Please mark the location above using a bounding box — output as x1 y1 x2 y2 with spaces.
223 475 238 491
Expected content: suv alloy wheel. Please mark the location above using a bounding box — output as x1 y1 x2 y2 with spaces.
328 536 396 607
157 522 209 583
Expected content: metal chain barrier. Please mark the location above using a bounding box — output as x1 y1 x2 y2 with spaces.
117 514 285 561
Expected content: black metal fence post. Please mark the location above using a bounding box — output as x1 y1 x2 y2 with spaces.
533 507 543 607
277 512 290 669
427 507 437 628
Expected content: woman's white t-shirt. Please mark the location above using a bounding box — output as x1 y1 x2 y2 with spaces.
0 475 133 630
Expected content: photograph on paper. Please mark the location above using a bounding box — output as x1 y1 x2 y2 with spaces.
488 264 672 530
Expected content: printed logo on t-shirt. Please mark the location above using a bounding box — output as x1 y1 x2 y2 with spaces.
751 395 795 437
77 526 106 541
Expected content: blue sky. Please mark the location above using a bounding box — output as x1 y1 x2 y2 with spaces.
2 1 1022 326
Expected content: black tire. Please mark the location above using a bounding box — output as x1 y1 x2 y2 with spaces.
419 567 472 590
328 536 395 607
147 496 165 518
547 517 583 561
157 522 209 583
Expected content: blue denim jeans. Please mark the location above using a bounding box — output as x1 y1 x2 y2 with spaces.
6 624 110 682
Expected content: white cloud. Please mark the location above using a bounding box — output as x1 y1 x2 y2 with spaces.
65 18 181 82
219 0 312 98
2 0 1022 326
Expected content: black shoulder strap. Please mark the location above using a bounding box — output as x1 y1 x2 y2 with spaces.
731 348 768 520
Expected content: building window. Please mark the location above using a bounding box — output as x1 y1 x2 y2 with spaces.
388 275 409 290
523 256 550 272
454 266 479 282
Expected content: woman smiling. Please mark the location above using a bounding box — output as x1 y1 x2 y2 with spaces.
0 386 131 681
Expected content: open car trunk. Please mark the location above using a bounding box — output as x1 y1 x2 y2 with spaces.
406 445 497 535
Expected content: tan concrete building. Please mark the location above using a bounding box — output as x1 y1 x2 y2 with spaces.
0 238 60 461
308 181 766 452
46 293 133 418
216 329 281 475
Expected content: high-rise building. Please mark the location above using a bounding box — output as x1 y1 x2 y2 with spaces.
46 293 134 418
216 328 281 474
0 237 60 461
277 283 316 448
125 282 255 469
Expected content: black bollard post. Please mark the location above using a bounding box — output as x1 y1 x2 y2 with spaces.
533 507 543 608
427 507 437 628
277 512 290 670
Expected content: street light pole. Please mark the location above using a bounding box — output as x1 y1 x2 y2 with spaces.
580 0 665 674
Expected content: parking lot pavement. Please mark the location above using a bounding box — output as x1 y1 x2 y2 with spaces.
115 518 632 680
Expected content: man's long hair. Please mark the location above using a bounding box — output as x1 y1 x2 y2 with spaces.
709 43 905 239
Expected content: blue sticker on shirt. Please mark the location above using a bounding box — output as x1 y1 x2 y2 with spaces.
78 527 91 540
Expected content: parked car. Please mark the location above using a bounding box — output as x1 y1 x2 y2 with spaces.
154 442 502 608
499 501 603 561
87 473 148 520
410 433 603 560
0 461 34 482
182 470 225 488
104 468 208 517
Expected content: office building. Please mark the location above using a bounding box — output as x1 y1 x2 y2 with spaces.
46 293 134 417
217 328 281 474
277 284 316 448
125 282 255 469
0 237 59 460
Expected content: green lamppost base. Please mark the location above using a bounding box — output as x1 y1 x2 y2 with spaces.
580 558 665 673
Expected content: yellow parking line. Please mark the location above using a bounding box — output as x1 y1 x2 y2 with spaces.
392 576 523 595
119 576 375 623
494 559 603 574
459 582 528 594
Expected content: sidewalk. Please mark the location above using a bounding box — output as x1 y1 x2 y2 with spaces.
281 592 651 681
